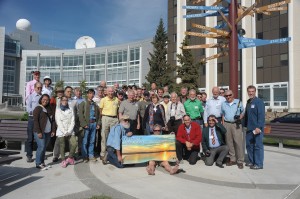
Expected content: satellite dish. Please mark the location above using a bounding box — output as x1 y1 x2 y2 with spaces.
75 36 96 49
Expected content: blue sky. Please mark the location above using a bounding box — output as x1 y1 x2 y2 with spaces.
0 0 168 49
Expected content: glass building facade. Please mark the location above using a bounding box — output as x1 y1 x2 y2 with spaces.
20 39 152 102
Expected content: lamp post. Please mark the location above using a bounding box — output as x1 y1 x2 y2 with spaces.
238 28 246 100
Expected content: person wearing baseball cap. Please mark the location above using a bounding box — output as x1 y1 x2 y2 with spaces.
25 71 40 102
42 76 53 97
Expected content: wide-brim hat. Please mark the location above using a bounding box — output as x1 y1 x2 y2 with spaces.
55 87 64 92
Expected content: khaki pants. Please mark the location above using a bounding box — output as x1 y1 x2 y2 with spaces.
100 116 118 157
224 122 244 164
58 135 77 159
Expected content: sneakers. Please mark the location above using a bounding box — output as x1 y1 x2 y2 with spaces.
66 157 75 165
61 160 68 168
26 156 34 163
36 164 48 171
52 157 59 163
83 158 89 163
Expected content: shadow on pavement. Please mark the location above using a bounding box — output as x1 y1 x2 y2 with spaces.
0 166 42 197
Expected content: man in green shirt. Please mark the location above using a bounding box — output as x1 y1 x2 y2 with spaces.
184 89 204 127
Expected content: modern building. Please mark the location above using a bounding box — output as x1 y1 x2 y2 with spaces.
0 19 153 105
168 0 300 112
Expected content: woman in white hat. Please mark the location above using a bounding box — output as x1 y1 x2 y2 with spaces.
42 76 53 97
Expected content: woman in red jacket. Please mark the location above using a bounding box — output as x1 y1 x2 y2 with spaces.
176 115 202 165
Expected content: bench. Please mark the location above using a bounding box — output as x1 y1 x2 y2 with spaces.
264 123 300 148
0 120 28 152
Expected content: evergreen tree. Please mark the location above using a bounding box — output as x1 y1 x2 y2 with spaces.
175 37 199 91
52 80 64 97
79 80 87 97
146 18 174 88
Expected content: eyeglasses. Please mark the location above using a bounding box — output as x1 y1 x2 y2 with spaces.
224 94 232 97
123 119 129 122
153 129 161 132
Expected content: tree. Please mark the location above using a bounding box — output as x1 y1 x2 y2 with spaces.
79 80 87 97
145 18 174 88
52 80 64 97
175 37 199 91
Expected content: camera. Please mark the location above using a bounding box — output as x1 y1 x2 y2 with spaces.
234 115 242 128
170 116 175 126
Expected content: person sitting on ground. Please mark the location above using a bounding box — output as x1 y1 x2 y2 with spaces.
176 115 202 165
55 96 77 168
146 124 179 175
103 115 133 168
202 115 228 168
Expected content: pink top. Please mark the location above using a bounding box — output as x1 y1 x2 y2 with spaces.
26 79 38 102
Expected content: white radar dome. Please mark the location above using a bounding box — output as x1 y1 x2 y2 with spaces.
75 36 96 49
16 19 32 31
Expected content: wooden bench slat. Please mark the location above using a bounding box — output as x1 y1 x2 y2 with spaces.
0 120 28 124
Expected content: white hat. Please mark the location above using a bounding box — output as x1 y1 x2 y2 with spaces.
43 76 52 84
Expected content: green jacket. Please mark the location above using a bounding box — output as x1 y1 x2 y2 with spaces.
184 99 204 120
78 100 101 128
202 123 227 153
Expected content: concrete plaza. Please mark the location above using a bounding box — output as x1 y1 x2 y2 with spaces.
1 145 300 199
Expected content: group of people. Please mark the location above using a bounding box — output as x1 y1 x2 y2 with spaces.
25 71 265 173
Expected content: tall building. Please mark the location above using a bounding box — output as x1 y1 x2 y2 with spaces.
0 19 152 106
168 0 300 112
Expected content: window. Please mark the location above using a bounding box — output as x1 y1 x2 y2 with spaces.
258 87 270 106
217 63 223 73
202 65 206 75
173 16 177 25
173 34 177 43
173 0 177 7
280 27 288 38
280 54 288 66
256 32 263 39
257 14 263 21
30 35 32 42
274 84 288 106
257 57 263 68
173 52 177 61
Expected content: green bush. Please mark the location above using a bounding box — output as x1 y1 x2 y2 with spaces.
20 112 29 121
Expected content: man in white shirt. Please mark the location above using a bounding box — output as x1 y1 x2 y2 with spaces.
204 87 226 127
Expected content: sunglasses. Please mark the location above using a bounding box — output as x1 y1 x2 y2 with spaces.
224 94 232 97
123 119 129 122
153 129 161 132
36 87 42 89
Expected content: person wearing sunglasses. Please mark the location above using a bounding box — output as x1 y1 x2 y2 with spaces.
146 124 179 175
221 90 244 169
25 82 43 163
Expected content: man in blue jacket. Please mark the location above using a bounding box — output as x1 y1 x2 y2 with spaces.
244 85 265 170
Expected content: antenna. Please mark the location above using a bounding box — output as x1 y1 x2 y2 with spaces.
75 36 96 49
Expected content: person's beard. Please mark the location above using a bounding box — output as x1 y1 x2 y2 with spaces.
121 122 130 129
190 97 196 101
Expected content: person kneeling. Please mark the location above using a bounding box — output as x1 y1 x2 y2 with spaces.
202 115 229 168
176 115 202 165
146 124 179 175
104 115 132 168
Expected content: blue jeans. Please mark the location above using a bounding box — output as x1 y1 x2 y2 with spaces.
34 132 51 166
26 117 34 157
246 130 264 167
82 122 96 158
107 146 123 168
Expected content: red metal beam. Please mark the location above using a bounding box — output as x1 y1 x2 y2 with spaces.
229 0 239 96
